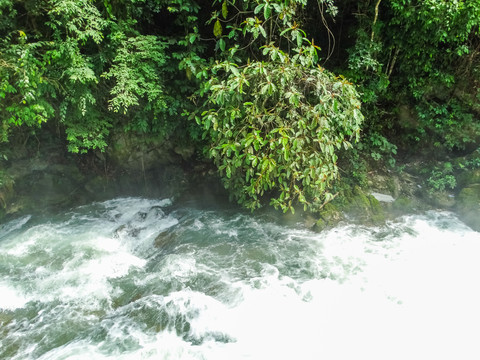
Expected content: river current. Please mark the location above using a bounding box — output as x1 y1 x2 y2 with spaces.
0 197 479 359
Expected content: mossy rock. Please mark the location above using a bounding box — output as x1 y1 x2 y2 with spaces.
424 190 456 209
314 203 343 231
367 196 386 224
392 196 415 214
85 176 114 197
108 133 180 171
456 184 480 231
366 172 401 198
457 169 480 188
0 175 15 220
314 187 387 231
344 186 386 225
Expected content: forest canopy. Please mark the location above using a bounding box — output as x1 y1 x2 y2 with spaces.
1 0 479 211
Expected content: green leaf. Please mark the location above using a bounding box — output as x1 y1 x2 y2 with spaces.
104 0 113 18
259 25 267 38
213 20 223 38
254 4 264 15
264 5 271 20
219 38 226 51
222 1 228 19
296 32 302 48
230 65 239 76
280 28 291 36
200 59 363 213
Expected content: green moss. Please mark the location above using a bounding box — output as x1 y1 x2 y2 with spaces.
314 186 387 230
341 186 386 225
314 203 343 231
386 177 397 195
457 185 480 210
368 196 386 224
352 187 371 210
314 218 327 232
457 169 480 188
392 196 414 214
456 184 480 231
0 173 15 220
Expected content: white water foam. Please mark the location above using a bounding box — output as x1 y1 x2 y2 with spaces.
0 282 29 310
2 203 480 360
136 212 480 360
0 215 31 240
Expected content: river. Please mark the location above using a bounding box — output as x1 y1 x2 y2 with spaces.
0 197 479 359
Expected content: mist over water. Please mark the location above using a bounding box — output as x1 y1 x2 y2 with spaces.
1 198 479 360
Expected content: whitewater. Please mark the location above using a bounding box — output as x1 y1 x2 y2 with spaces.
0 197 479 359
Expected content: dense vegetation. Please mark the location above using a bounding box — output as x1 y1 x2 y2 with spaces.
1 0 479 212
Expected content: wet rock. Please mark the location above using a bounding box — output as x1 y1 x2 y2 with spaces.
174 145 195 161
113 224 127 238
392 196 417 215
421 189 456 209
314 186 389 231
134 211 148 221
0 175 15 219
114 224 144 239
154 230 178 249
314 203 343 231
456 184 480 231
367 172 400 198
147 206 166 219
17 170 80 208
345 186 386 224
371 192 395 203
84 176 111 195
107 133 180 171
457 168 480 188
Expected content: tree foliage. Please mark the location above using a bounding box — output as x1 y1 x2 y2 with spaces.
201 57 362 211
1 0 200 152
192 0 363 211
345 0 480 153
1 0 479 211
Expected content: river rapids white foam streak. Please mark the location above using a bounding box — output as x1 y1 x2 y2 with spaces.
0 197 479 360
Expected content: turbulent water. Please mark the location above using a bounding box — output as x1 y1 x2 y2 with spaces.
0 197 479 360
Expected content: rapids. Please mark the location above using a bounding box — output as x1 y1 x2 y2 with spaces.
0 197 479 359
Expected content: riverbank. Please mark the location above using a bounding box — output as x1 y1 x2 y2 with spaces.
1 132 479 232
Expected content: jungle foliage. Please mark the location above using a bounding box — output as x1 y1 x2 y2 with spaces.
1 0 479 211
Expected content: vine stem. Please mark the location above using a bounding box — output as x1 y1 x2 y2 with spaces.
370 0 382 44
